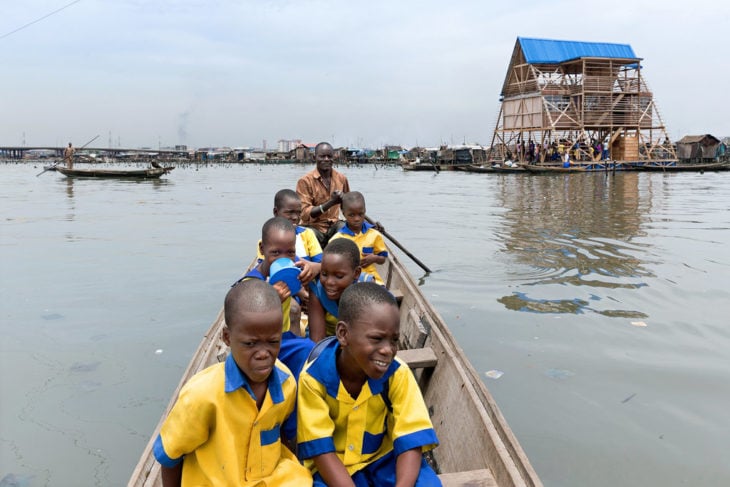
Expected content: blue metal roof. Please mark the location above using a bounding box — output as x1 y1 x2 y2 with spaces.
518 37 639 64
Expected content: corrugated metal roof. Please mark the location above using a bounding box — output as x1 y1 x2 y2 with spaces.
518 37 639 64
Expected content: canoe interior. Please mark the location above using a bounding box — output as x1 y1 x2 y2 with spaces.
128 250 542 487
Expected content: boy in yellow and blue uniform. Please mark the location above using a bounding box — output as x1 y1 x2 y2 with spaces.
153 279 312 487
330 191 387 285
256 189 323 283
297 282 441 486
241 217 316 441
242 217 316 376
307 238 374 343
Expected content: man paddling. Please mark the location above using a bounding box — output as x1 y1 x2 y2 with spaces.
296 142 350 247
63 142 75 169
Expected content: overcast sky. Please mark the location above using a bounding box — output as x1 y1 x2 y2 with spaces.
2 0 728 149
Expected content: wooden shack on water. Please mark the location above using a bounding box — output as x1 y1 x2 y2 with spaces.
490 37 676 163
676 134 721 161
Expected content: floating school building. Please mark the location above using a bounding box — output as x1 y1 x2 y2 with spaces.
490 37 676 163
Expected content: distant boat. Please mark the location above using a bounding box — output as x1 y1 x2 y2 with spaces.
640 161 730 172
523 164 588 174
461 163 526 174
53 166 174 179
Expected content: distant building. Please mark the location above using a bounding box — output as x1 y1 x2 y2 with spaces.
294 143 316 162
277 139 302 152
676 135 721 160
490 37 675 162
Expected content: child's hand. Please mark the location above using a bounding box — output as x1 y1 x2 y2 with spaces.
271 281 291 302
295 260 320 285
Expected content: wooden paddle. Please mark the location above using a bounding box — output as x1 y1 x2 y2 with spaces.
364 215 432 273
36 134 99 177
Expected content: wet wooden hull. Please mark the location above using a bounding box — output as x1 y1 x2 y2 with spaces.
640 161 730 171
128 250 542 487
55 166 174 179
523 164 588 173
462 164 526 173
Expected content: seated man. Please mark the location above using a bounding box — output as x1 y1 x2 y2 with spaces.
296 142 350 247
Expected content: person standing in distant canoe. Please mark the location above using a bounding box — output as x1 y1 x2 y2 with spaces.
296 142 350 248
63 143 75 169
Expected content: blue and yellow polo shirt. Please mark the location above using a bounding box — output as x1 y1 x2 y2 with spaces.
297 338 438 476
329 222 387 284
256 226 323 263
154 355 311 486
307 274 375 337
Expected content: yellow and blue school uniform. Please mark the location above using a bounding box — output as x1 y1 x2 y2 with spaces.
256 226 323 263
297 338 440 486
307 274 375 337
153 355 311 486
329 222 387 285
241 269 315 440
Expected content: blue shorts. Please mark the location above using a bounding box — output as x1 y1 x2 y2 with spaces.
312 450 441 486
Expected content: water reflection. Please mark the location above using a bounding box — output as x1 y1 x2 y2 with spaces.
495 173 655 316
65 178 75 222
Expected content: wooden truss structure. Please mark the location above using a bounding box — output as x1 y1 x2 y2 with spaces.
490 39 676 162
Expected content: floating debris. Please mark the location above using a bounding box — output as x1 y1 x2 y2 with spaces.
0 473 33 487
155 349 164 355
621 393 637 403
631 321 648 327
484 369 504 379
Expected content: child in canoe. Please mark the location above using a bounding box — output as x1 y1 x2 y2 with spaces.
153 279 312 486
240 216 315 383
307 238 374 343
256 189 323 285
297 282 441 486
329 191 388 285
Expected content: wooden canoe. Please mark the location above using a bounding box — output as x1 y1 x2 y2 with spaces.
128 250 543 487
639 161 730 172
523 164 587 174
462 164 526 174
55 166 174 179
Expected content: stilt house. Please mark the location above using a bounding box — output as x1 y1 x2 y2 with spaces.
490 37 676 162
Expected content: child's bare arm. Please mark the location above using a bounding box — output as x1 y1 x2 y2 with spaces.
313 452 356 487
360 253 385 266
160 463 183 487
395 448 422 487
307 291 326 343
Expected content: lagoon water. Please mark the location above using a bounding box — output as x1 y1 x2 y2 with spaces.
1 163 729 486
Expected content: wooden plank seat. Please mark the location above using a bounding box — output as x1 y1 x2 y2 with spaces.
439 469 497 486
397 347 438 369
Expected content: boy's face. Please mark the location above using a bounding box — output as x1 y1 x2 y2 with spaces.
342 199 366 233
320 253 360 301
337 301 399 379
222 308 282 385
274 197 302 227
260 228 296 267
